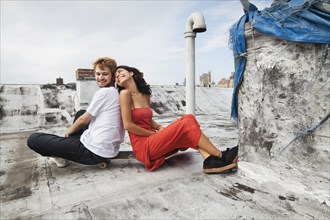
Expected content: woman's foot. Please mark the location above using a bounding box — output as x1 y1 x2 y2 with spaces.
221 145 238 163
203 155 237 174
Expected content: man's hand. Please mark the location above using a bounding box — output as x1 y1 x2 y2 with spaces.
64 112 92 137
64 131 70 137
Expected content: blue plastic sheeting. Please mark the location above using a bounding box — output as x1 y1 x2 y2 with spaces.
230 0 330 120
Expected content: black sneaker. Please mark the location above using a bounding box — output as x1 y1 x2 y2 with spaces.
203 155 237 174
221 145 238 163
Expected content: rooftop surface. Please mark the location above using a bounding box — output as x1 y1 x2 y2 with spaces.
1 113 329 219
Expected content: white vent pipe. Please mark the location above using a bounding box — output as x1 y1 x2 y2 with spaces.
184 12 206 115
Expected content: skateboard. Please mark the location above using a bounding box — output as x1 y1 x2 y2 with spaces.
98 149 179 169
98 151 135 169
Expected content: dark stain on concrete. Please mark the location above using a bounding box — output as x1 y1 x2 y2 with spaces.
6 187 32 201
0 131 41 202
0 171 5 176
66 203 93 220
216 182 256 201
233 182 255 194
279 194 298 202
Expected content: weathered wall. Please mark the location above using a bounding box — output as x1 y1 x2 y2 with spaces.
238 23 330 165
150 85 232 116
0 84 233 133
0 84 75 133
0 85 43 132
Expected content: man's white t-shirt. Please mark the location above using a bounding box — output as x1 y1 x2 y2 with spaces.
80 87 125 158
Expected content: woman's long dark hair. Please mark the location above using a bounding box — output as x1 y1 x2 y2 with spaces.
115 65 152 95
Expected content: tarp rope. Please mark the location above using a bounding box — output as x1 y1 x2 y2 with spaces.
278 112 330 154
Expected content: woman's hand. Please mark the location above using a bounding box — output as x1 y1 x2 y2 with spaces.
156 125 164 132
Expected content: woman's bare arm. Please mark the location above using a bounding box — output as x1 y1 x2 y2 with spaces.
119 90 155 136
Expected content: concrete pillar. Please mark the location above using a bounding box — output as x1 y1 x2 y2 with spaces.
185 31 197 114
238 23 330 164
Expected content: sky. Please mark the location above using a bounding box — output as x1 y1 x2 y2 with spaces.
1 0 272 85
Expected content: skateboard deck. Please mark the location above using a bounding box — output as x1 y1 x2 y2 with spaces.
98 151 135 169
98 149 178 169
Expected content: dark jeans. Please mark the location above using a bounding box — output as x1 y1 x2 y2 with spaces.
27 110 107 165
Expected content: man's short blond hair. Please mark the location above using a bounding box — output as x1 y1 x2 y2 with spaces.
93 57 117 73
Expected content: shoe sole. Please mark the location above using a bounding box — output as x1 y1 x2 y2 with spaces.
232 155 238 163
203 162 237 174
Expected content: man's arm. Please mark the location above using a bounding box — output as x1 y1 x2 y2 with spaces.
64 112 93 137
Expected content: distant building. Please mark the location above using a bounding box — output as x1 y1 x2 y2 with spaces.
74 68 98 111
56 77 63 85
218 78 228 88
200 71 212 87
76 69 94 80
217 72 235 88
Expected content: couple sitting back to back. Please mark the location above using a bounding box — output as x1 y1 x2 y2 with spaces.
27 57 238 174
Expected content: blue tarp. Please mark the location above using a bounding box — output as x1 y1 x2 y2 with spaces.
230 0 330 120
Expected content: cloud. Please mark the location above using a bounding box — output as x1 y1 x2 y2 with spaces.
199 1 245 51
1 0 273 85
1 1 192 84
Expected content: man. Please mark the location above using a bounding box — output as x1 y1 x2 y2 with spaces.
27 57 125 167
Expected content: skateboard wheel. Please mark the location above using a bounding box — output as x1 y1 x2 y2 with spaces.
99 162 107 169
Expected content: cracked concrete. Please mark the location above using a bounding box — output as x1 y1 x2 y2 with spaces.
1 113 329 219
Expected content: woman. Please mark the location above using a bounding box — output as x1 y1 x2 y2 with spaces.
115 65 238 174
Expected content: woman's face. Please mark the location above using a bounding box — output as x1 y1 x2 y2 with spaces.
115 68 132 87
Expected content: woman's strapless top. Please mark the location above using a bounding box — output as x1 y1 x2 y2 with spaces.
130 107 153 131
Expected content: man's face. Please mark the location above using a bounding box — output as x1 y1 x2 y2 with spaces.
94 65 113 88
